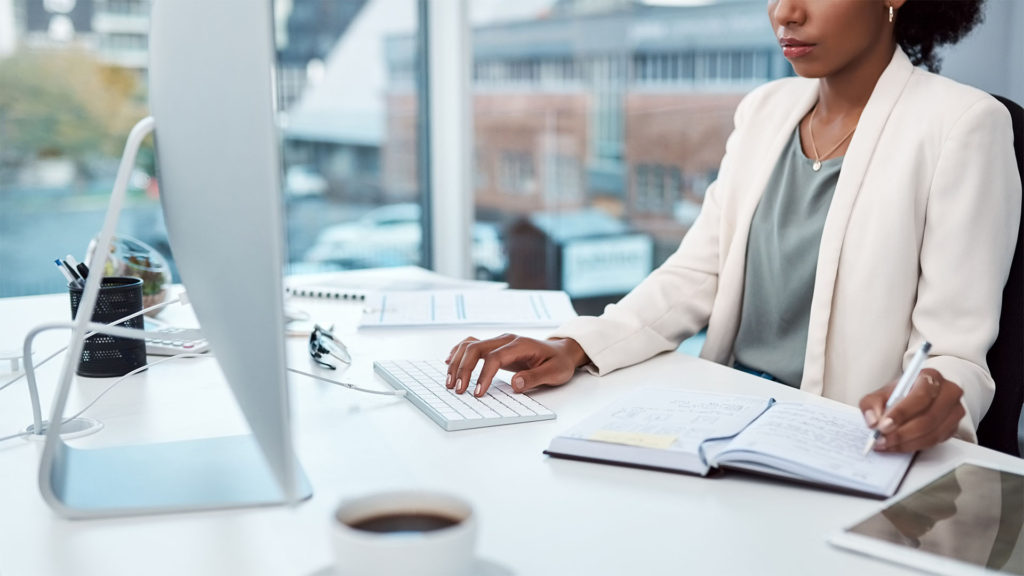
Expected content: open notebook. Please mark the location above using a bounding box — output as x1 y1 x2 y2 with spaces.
544 388 914 498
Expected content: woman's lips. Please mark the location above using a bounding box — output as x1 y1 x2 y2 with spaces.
780 38 815 59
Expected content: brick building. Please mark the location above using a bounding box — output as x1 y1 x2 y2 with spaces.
383 0 790 260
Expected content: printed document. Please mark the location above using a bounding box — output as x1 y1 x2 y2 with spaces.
359 289 577 328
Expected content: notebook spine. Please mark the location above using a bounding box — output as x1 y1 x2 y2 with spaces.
285 286 368 301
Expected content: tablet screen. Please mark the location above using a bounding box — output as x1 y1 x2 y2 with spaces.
845 463 1023 574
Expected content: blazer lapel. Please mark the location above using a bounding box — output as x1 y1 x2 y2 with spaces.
801 48 916 395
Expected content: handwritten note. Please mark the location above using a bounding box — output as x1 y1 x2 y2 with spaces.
564 388 773 454
717 402 913 490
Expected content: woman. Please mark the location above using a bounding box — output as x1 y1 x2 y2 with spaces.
445 0 1020 454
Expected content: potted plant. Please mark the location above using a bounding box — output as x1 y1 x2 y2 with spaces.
123 253 170 314
87 234 172 317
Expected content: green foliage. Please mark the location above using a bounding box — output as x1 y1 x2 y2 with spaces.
124 254 167 296
0 50 147 164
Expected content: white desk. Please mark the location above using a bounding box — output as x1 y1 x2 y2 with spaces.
0 291 1021 576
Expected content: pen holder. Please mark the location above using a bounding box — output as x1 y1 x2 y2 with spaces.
69 276 147 377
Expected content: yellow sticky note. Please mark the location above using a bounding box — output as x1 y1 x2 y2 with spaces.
589 430 677 450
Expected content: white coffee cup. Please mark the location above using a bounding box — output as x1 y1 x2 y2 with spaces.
331 490 477 576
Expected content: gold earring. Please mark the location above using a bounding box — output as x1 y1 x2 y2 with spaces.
888 5 894 23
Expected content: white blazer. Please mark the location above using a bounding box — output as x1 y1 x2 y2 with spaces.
552 48 1021 441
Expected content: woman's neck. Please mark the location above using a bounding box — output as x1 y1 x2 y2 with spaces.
816 42 897 119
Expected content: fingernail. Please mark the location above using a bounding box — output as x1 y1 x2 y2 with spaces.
455 378 462 393
879 417 895 433
513 376 525 391
446 373 452 388
863 411 878 428
474 383 482 396
875 437 888 450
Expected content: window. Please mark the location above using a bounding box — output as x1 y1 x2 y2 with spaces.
0 0 424 295
499 151 536 196
6 1 1015 302
468 1 788 309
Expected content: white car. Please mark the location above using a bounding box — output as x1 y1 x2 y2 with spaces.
284 165 328 197
303 203 507 280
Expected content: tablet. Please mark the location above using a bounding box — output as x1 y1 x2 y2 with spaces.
830 462 1024 575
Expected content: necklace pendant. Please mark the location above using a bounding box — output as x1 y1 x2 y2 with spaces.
812 160 822 171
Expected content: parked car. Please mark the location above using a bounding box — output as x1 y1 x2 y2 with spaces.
303 203 507 280
284 165 328 197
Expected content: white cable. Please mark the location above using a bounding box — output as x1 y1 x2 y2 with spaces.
1 361 403 444
287 367 406 397
64 352 208 422
0 429 35 443
15 292 191 435
0 351 209 444
0 292 188 394
2 282 402 442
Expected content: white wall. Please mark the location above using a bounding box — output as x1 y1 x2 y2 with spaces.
940 0 1024 105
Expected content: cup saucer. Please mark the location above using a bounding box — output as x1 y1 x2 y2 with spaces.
309 557 512 576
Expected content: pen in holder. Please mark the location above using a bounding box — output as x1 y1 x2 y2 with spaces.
68 276 147 377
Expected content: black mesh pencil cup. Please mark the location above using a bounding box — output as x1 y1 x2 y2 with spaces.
69 276 147 377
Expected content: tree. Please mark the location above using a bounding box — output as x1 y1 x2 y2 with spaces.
0 50 147 169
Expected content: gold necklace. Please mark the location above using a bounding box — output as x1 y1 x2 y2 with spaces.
808 105 858 171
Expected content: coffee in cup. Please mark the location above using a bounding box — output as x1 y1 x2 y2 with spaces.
331 490 477 576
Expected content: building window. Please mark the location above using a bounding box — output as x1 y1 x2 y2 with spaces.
634 163 685 213
545 154 581 203
499 151 536 196
474 148 489 192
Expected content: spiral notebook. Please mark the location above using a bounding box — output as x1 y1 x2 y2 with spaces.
284 266 507 302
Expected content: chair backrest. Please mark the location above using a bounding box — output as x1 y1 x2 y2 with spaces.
978 94 1024 457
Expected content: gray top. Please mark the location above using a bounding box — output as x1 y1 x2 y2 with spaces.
732 127 842 388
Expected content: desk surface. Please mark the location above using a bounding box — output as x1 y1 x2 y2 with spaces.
1 290 1021 576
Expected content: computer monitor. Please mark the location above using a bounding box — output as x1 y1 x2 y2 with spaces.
37 0 311 518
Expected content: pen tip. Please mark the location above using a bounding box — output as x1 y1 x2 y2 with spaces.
861 434 877 457
921 341 932 354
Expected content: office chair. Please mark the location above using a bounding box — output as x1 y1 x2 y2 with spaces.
978 94 1024 458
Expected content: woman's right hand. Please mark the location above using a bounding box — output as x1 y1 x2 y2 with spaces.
445 334 589 398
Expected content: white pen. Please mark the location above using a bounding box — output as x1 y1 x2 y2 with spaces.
862 341 932 456
54 259 78 286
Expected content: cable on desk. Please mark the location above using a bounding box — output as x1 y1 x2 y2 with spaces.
0 351 210 444
287 366 406 397
0 293 190 394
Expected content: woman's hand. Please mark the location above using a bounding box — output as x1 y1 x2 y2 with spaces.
859 368 965 453
445 334 589 397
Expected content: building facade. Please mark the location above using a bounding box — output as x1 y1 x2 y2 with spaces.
384 0 790 261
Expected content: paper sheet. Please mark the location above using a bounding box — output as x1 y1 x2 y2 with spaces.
358 290 577 328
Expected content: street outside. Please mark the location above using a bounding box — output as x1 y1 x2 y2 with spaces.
0 183 389 298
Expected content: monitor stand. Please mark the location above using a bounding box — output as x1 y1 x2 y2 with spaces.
44 436 313 518
36 116 312 519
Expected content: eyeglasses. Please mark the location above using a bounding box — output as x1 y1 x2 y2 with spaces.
308 324 351 370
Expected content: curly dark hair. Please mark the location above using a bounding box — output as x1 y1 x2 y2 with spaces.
895 0 986 73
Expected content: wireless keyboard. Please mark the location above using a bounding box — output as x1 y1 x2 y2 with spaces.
143 318 210 356
374 359 556 431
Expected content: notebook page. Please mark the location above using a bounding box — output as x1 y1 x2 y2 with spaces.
562 389 773 455
714 402 912 493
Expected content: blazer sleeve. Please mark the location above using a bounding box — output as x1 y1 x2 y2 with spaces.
912 97 1021 438
549 89 756 375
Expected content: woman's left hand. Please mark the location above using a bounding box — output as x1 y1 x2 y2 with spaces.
859 368 965 453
